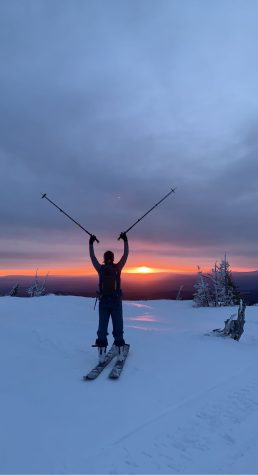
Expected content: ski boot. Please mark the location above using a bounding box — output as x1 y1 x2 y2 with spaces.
114 338 126 362
94 338 108 364
98 346 107 364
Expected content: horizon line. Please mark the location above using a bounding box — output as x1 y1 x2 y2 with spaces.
1 266 257 278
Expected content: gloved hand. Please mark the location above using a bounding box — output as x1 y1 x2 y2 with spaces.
89 235 97 244
119 232 128 242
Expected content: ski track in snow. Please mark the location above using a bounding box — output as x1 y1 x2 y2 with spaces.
84 362 258 473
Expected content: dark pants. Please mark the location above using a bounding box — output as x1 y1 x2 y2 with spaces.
97 296 124 344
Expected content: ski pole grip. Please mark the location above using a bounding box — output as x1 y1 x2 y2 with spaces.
90 234 100 244
117 232 127 241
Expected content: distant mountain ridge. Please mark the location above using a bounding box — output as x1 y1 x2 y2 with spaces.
1 271 258 303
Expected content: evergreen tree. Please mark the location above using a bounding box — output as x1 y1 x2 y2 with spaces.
216 254 239 306
202 255 239 307
193 267 210 307
207 262 220 306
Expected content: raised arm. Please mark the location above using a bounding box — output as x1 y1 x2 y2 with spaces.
117 233 129 270
89 235 101 273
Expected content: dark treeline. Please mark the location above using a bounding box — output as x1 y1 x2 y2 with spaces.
1 271 258 304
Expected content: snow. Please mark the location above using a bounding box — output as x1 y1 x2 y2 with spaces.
0 296 258 474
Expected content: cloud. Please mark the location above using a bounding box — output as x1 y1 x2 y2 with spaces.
1 0 258 271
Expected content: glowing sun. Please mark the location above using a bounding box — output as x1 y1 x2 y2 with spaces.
135 266 153 274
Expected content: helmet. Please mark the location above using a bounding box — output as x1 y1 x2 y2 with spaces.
104 250 114 264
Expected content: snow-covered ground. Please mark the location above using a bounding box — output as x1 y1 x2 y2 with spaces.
0 296 258 474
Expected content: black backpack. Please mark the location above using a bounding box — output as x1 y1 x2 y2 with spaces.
99 264 121 297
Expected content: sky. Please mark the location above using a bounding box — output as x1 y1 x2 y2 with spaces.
1 0 258 276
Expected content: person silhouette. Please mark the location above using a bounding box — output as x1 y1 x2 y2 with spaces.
89 232 129 362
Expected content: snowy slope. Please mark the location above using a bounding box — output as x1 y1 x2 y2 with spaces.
0 296 258 474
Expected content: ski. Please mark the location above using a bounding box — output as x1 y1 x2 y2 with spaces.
108 344 130 380
82 345 117 380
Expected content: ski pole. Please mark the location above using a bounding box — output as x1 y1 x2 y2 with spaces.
118 187 176 239
41 193 100 243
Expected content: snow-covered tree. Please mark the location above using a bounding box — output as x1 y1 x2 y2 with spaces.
195 255 239 307
9 283 19 296
205 255 239 306
27 270 48 297
206 262 220 306
193 267 210 307
216 254 239 306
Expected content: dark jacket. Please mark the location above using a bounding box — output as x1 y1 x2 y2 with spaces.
89 240 129 297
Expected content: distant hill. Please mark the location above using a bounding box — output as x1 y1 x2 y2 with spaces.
1 271 258 303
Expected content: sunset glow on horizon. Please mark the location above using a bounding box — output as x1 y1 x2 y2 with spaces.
127 266 156 274
0 266 190 277
0 264 256 278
